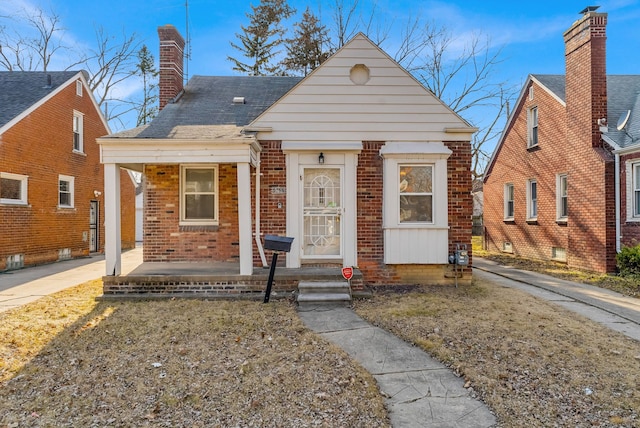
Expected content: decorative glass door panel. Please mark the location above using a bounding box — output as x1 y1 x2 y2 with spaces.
302 168 342 257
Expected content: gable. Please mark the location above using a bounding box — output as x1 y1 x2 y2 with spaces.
249 34 474 144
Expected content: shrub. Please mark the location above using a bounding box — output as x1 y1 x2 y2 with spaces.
616 244 640 277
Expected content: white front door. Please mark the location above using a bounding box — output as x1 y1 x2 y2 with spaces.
301 166 342 259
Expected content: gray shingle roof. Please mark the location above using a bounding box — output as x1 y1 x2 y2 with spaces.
0 71 82 129
534 74 640 148
116 75 302 139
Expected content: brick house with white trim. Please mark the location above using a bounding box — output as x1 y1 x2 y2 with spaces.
483 8 640 273
98 26 476 292
0 71 136 271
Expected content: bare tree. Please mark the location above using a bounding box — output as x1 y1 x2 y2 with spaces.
0 6 141 130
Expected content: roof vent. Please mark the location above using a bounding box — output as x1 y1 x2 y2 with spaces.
44 74 52 88
233 97 246 104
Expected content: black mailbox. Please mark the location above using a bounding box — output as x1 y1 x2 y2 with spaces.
264 235 294 252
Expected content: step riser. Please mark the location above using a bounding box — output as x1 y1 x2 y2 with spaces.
297 281 352 304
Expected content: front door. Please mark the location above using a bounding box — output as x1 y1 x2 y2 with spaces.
301 167 342 259
90 200 99 253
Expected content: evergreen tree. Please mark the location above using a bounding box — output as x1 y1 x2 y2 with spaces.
228 0 295 76
282 7 332 76
135 45 158 126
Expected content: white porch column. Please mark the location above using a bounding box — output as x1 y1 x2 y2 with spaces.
237 162 253 275
104 163 122 276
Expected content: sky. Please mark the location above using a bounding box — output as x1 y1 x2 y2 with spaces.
2 0 640 152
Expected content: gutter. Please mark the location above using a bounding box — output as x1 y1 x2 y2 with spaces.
603 134 622 253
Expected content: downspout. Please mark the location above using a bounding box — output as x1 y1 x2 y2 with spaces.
604 134 622 253
255 153 268 267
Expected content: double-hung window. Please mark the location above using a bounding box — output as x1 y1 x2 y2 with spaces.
528 106 538 148
504 183 514 220
73 111 84 153
634 163 640 218
58 175 75 208
0 172 28 205
527 179 538 220
399 165 433 223
181 166 218 225
556 174 568 221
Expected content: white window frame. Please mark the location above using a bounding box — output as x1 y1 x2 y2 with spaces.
626 161 640 221
0 172 28 205
180 165 219 226
504 183 514 220
76 80 83 97
527 179 538 220
73 111 84 153
556 173 568 221
58 175 75 208
398 164 434 224
528 106 538 148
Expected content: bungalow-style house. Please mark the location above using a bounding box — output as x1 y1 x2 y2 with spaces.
98 26 476 295
0 71 136 271
483 8 640 273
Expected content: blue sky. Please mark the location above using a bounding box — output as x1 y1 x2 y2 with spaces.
2 0 640 143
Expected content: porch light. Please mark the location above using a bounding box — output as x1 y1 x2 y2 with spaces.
319 152 324 164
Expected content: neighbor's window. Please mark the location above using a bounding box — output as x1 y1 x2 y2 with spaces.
0 172 28 205
504 183 514 220
527 179 538 219
73 111 84 152
557 174 568 220
528 106 538 147
181 166 218 225
58 175 75 208
398 164 433 223
634 163 640 217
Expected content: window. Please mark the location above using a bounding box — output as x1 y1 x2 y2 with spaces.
73 111 84 152
399 164 433 223
76 80 83 96
0 172 28 205
528 106 538 147
58 175 75 208
556 174 568 221
181 166 218 225
634 163 640 218
527 179 538 220
504 183 514 220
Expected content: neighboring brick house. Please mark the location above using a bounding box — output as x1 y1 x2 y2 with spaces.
0 71 136 271
98 26 476 289
483 8 640 273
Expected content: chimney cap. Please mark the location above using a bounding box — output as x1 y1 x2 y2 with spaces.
579 5 600 14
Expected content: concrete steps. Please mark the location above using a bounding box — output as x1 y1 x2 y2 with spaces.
297 280 352 305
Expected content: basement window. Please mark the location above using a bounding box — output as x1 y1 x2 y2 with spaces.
552 247 567 262
502 242 513 253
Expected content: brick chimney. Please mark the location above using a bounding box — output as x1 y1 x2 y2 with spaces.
563 8 607 148
158 25 185 110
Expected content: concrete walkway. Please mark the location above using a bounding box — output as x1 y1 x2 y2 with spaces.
298 305 497 428
474 257 640 342
0 247 142 312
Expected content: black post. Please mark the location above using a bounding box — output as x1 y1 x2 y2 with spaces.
263 252 278 303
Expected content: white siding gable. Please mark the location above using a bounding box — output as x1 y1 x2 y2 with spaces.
249 33 472 144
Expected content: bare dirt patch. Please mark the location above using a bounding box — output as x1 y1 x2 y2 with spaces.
354 280 640 427
0 280 389 427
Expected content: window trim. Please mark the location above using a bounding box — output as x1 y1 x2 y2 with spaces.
58 175 75 208
526 179 538 220
180 165 219 226
528 106 539 148
76 80 83 97
73 110 84 153
504 183 514 220
0 172 29 205
398 163 434 224
627 161 640 222
556 173 568 222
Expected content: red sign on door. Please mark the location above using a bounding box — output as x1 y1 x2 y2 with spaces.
342 266 353 281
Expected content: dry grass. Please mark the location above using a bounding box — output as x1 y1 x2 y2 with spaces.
354 280 640 427
0 281 389 427
472 236 640 298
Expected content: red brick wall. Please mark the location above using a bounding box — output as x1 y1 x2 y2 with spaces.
143 163 240 262
0 78 135 270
